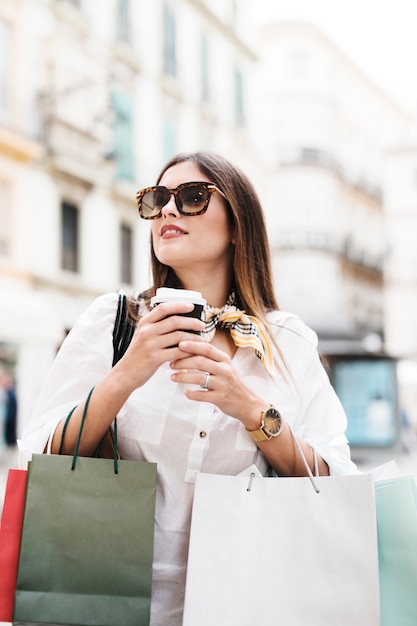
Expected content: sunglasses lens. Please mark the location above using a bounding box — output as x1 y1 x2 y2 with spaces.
178 184 210 214
141 188 170 218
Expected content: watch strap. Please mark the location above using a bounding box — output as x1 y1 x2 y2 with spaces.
247 426 271 442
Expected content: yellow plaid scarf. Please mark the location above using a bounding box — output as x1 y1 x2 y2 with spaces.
203 293 275 375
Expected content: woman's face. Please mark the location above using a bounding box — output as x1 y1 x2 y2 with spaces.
151 161 235 279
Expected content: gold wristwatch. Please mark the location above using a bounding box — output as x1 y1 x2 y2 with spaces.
247 405 283 442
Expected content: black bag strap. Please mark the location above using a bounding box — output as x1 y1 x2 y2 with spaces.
112 291 136 366
59 292 136 464
58 291 135 460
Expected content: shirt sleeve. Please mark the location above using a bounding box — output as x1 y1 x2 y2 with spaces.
18 292 119 466
269 312 359 476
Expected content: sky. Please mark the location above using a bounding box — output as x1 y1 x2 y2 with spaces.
252 0 417 113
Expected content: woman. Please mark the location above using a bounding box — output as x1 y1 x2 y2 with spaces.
21 151 357 625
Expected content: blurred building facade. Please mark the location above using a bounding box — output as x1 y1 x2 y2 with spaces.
252 21 412 351
1 1 416 434
384 146 417 420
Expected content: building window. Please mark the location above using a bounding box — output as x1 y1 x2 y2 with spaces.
0 180 10 256
116 0 131 44
120 223 133 285
163 4 177 77
61 201 79 272
234 67 245 127
0 19 12 122
163 117 177 163
201 34 210 103
111 88 135 181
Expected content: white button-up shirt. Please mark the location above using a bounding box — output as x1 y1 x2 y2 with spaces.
20 292 358 626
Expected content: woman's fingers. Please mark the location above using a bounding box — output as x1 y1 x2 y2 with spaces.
170 340 230 391
174 339 225 362
147 301 205 332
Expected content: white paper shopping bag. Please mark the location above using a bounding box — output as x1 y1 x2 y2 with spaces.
183 473 380 626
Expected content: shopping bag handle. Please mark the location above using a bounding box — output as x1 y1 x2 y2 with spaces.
288 424 320 493
60 387 119 474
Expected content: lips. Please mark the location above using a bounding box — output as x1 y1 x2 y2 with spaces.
160 224 187 238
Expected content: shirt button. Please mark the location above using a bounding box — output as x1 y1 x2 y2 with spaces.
199 431 207 438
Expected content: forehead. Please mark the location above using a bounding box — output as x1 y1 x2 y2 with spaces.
159 161 210 187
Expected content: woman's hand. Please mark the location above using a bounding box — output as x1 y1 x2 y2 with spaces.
112 302 206 393
170 338 330 477
169 339 264 430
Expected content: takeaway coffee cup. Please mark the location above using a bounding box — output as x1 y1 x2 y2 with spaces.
150 288 206 334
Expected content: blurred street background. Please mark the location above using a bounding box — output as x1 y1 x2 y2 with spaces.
2 0 417 506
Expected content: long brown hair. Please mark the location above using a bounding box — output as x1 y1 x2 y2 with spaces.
143 151 279 320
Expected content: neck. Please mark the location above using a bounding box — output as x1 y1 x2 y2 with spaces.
174 268 233 308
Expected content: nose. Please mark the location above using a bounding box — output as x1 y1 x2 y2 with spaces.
160 193 179 217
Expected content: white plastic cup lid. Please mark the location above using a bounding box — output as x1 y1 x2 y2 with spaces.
150 288 207 307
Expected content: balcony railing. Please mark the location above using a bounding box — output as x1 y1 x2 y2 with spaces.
273 231 385 275
277 146 383 201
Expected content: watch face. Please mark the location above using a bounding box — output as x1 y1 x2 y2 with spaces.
264 408 282 436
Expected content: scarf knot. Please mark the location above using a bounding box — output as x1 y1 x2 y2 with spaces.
203 293 274 375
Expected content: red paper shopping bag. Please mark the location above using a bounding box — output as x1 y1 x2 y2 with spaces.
0 468 27 621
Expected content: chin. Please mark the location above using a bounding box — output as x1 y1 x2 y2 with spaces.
155 251 192 268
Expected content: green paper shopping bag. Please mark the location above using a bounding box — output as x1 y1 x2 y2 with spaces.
376 475 417 626
13 390 157 626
